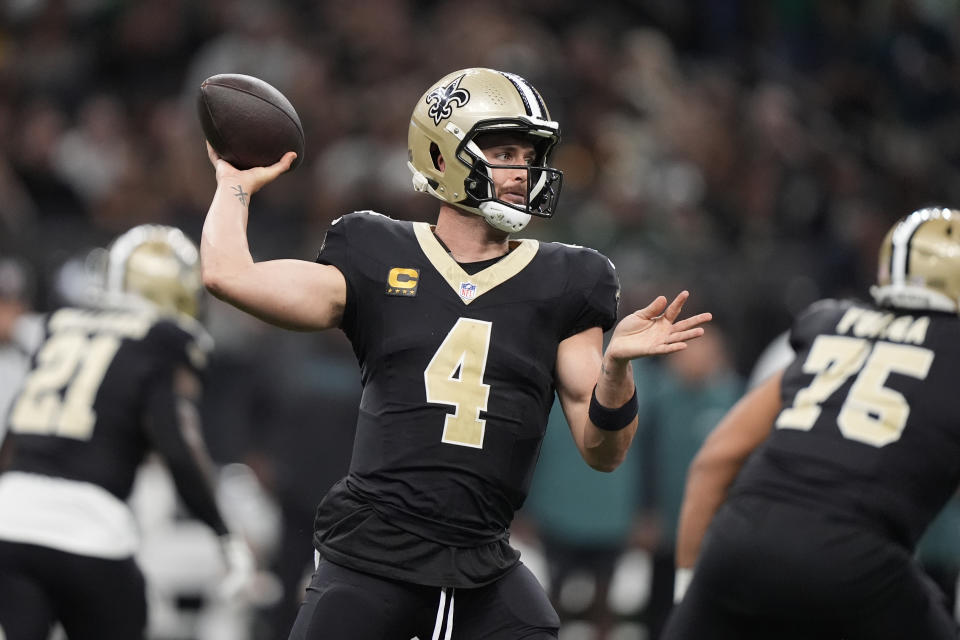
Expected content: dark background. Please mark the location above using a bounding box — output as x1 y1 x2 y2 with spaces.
3 1 960 639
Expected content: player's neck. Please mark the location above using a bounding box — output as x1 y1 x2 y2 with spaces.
434 205 511 263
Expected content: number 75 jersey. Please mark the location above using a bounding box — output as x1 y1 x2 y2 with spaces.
734 298 960 549
316 212 619 543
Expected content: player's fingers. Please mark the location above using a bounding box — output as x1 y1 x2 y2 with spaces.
263 152 298 178
662 290 690 322
667 327 705 344
637 295 668 319
655 342 689 355
672 312 713 332
206 140 220 164
207 141 244 181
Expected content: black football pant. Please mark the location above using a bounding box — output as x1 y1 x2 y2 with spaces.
662 496 958 640
287 556 559 639
0 540 146 640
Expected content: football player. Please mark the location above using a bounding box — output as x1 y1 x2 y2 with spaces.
663 207 960 639
201 67 712 640
0 225 254 640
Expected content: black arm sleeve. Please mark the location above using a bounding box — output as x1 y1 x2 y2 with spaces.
141 369 229 537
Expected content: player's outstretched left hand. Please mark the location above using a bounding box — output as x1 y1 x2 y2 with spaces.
606 291 711 362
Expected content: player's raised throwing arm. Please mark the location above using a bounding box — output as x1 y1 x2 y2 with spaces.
557 291 712 472
200 143 346 331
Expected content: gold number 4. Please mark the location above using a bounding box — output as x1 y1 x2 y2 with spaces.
10 331 121 441
776 335 933 447
424 318 492 448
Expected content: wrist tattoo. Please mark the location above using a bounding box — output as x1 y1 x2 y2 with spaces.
231 185 249 206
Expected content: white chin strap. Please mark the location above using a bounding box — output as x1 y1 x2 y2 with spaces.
478 201 531 233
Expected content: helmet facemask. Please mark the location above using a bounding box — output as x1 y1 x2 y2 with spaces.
455 120 563 232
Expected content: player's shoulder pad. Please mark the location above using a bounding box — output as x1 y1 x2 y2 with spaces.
148 313 214 371
318 210 407 260
537 239 615 267
794 298 856 325
342 209 395 221
330 210 402 231
539 240 618 285
537 241 621 330
790 298 860 345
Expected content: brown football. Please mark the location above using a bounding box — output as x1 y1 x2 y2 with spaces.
197 73 304 171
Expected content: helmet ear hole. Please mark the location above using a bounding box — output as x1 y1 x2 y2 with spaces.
430 143 443 171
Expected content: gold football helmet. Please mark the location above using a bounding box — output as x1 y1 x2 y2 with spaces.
408 68 562 233
102 224 203 319
871 207 960 313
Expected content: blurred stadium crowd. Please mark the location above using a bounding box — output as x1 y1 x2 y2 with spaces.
3 1 960 639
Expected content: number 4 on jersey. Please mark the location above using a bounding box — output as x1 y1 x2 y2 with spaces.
424 318 492 448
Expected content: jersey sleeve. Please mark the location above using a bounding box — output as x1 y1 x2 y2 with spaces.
564 251 620 339
140 319 228 536
788 298 848 354
141 365 229 536
145 318 212 377
316 213 359 332
316 214 352 273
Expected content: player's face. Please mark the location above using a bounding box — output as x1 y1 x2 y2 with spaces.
478 134 537 206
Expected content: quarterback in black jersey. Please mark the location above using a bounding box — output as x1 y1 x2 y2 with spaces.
663 207 960 640
202 68 711 640
0 226 253 640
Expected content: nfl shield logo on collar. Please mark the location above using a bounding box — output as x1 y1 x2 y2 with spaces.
459 282 477 300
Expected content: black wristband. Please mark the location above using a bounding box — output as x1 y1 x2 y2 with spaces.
588 385 638 431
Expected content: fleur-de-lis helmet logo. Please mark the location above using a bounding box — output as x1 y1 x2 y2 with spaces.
425 74 471 125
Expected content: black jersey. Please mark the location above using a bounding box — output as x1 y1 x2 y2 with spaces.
3 306 210 502
313 211 619 587
732 298 960 548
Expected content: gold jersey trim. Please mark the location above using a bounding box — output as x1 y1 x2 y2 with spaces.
412 223 539 305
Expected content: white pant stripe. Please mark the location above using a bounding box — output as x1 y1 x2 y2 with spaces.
444 589 455 640
431 588 448 640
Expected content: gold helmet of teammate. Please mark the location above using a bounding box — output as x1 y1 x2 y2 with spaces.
407 67 562 233
872 207 960 313
101 224 203 319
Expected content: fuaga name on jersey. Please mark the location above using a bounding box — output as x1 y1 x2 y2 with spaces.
834 307 929 345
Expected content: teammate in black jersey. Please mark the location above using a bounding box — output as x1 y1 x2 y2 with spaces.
0 225 253 640
201 67 712 640
663 207 960 640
